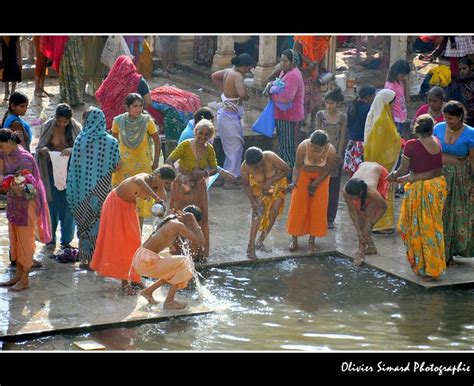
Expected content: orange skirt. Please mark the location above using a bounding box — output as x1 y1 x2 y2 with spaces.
90 190 141 283
9 200 37 270
287 169 329 237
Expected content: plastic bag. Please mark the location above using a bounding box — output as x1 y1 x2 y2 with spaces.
100 36 134 68
251 100 275 138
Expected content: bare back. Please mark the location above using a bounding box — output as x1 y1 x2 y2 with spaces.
223 69 245 102
143 219 201 253
351 162 381 191
115 173 163 202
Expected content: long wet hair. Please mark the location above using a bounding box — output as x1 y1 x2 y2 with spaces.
155 205 202 231
345 178 368 211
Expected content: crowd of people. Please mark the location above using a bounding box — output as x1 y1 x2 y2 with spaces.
0 35 473 307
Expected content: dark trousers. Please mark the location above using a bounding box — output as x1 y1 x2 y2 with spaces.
327 165 343 223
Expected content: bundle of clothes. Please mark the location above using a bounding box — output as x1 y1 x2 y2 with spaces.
148 86 201 142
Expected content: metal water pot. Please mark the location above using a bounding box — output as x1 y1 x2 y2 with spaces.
151 202 166 217
317 72 334 86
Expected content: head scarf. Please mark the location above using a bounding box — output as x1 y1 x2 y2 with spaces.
1 146 51 243
363 89 401 171
364 89 396 141
35 117 82 201
66 107 120 210
95 55 143 129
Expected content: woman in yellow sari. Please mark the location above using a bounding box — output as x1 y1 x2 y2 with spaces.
364 89 401 232
112 93 161 230
387 115 446 280
240 147 289 260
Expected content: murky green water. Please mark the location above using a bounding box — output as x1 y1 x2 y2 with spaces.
4 256 474 351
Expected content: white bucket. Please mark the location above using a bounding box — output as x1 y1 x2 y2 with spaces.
335 74 347 92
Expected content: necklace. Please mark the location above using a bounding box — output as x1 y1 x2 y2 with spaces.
313 144 327 156
448 125 463 133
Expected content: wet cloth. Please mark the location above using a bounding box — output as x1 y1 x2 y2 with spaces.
8 200 36 270
35 117 81 201
48 152 69 190
249 174 287 232
217 95 244 178
1 146 51 243
441 162 474 260
95 55 143 129
111 113 158 218
90 190 141 283
66 107 120 263
287 169 329 237
398 176 447 278
132 246 193 289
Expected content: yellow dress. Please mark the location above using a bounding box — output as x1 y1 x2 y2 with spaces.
112 118 158 218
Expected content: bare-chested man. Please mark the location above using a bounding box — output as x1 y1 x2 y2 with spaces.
343 161 389 266
211 53 254 189
241 147 290 259
90 165 176 291
132 205 204 309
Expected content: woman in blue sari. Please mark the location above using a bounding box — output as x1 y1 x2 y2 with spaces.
66 107 120 268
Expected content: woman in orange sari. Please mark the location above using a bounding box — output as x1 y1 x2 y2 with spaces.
364 89 401 233
287 130 336 252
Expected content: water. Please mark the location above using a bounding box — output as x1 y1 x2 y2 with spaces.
4 255 474 351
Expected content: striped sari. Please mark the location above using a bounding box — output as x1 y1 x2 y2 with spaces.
397 176 447 278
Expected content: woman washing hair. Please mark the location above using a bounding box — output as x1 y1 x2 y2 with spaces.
343 161 389 266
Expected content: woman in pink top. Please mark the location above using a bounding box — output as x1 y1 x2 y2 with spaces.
413 86 445 125
271 49 305 180
385 59 411 135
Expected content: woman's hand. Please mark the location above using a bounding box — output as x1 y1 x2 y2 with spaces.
60 148 71 157
220 169 235 183
39 147 50 156
386 171 397 183
152 159 159 171
308 180 318 196
286 183 296 193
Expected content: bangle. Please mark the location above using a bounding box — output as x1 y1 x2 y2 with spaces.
192 226 202 233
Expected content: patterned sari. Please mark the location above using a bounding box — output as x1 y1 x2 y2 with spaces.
59 36 84 106
397 176 447 278
442 162 473 260
66 108 120 264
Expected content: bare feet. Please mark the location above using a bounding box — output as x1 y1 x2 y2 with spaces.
308 238 316 252
255 241 272 253
289 239 299 252
365 243 378 255
164 300 187 309
140 290 159 305
32 259 43 268
247 246 257 260
353 251 365 266
9 281 29 291
0 277 20 287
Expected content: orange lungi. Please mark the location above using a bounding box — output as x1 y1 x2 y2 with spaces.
287 169 330 237
90 190 141 283
132 247 193 290
9 200 37 270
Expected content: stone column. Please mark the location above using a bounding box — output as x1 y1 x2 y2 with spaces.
326 36 337 74
211 36 235 71
253 36 278 87
177 36 194 63
389 35 408 66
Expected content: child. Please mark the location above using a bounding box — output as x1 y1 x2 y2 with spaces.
385 59 411 136
315 87 347 229
1 91 32 152
133 206 205 309
343 85 376 176
90 166 176 292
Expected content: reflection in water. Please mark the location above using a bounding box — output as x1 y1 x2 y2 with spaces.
4 256 474 351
